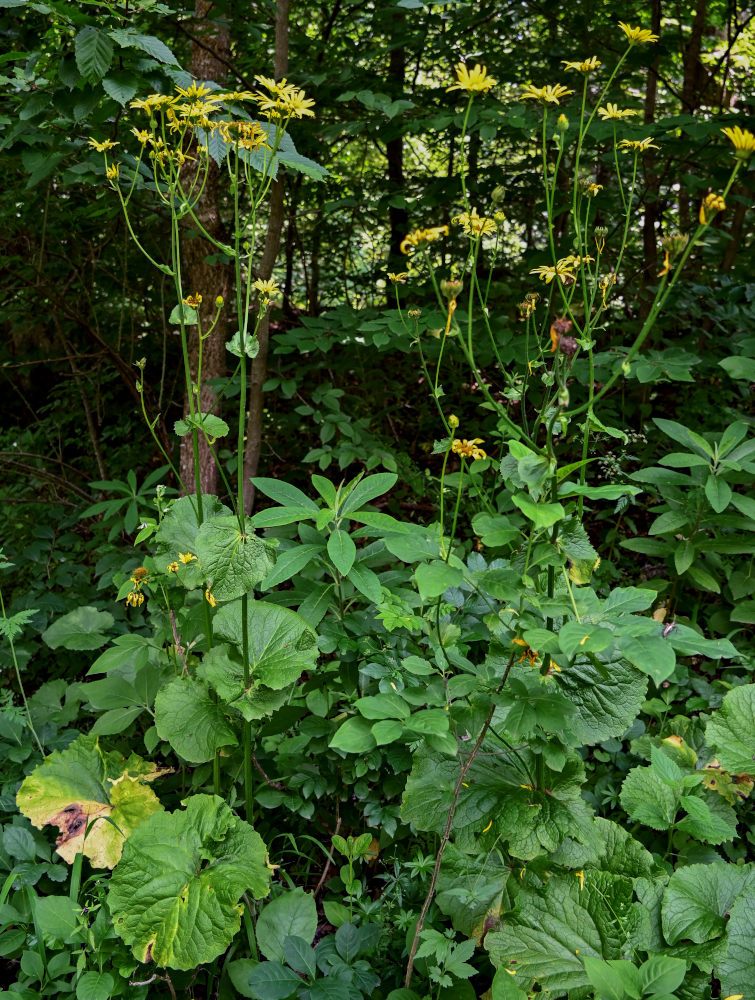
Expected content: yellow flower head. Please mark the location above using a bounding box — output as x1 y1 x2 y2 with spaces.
130 127 150 144
597 103 638 120
452 438 487 461
167 561 180 573
618 21 659 44
451 207 497 238
618 137 659 153
699 192 726 225
88 137 118 153
562 56 601 73
183 293 202 308
558 254 594 268
178 552 196 564
721 125 755 160
387 271 409 283
106 163 120 182
205 588 218 608
280 89 315 118
520 84 574 105
253 277 280 297
400 225 449 255
530 262 574 284
447 63 496 93
126 590 145 608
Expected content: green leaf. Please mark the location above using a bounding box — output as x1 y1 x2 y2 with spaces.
260 544 323 590
558 622 613 658
327 528 356 575
101 71 138 106
329 717 377 754
685 563 720 593
600 588 655 615
155 494 231 557
718 886 755 998
659 452 711 468
582 957 640 1000
154 677 238 763
256 888 317 961
42 606 113 651
617 634 676 684
17 733 163 868
437 843 509 939
109 28 180 65
512 493 564 528
720 356 755 381
346 561 382 604
196 516 276 601
490 973 527 1000
213 600 318 690
674 539 696 575
355 693 410 720
704 474 732 513
108 795 271 970
706 684 755 774
340 473 397 514
251 479 319 513
620 765 679 830
246 961 301 1000
662 862 755 945
226 330 259 359
649 510 691 535
471 513 520 547
556 651 648 744
677 794 736 844
35 895 81 942
76 971 115 1000
278 149 328 181
200 645 289 722
283 935 317 977
415 560 463 600
638 955 686 995
174 412 230 440
74 26 113 82
559 518 599 563
653 418 714 458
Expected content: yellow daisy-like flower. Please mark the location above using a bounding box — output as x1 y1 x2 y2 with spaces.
618 137 659 153
599 273 616 306
178 552 196 564
400 225 449 255
530 262 574 284
562 56 601 73
520 84 574 105
597 103 638 120
205 588 218 608
106 163 120 182
452 438 487 461
126 590 145 608
183 293 202 308
175 81 217 101
447 63 496 93
618 21 659 44
387 272 409 283
167 561 180 573
721 125 755 160
558 254 595 268
253 277 280 297
699 192 726 225
280 89 315 118
584 183 603 196
451 207 497 238
130 128 150 144
88 137 118 152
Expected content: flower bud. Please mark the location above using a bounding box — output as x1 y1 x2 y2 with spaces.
408 308 422 319
440 278 463 299
215 295 224 307
448 414 460 429
557 386 570 408
557 114 569 131
491 185 506 204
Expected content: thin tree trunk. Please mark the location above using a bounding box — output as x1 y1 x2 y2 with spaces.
640 0 662 317
242 0 290 515
386 23 408 276
178 0 232 497
678 0 708 230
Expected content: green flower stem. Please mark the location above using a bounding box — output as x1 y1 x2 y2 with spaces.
0 589 43 756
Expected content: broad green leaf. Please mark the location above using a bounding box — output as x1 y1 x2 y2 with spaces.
196 516 276 601
620 766 679 830
674 539 696 575
174 412 230 440
327 528 356 575
256 888 317 961
649 510 691 535
638 955 686 995
17 733 163 868
102 71 138 106
582 957 640 1000
109 28 179 65
677 794 736 844
42 606 113 651
155 494 231 557
76 971 114 1000
200 645 290 722
372 719 403 744
486 872 637 993
662 862 755 945
718 886 755 998
706 684 755 774
226 959 258 998
213 600 318 690
658 452 711 468
705 474 732 513
108 795 271 970
600 588 655 615
226 330 259 358
260 544 323 590
329 716 376 754
617 634 676 684
346 561 382 604
558 622 613 658
251 478 319 512
415 559 463 600
558 518 598 563
512 493 564 528
355 693 410 720
471 513 520 547
665 623 738 659
154 676 238 763
253 506 318 528
653 418 714 458
558 482 642 500
719 356 755 381
340 472 397 513
74 26 113 82
436 842 509 939
685 563 720 593
556 651 648 744
283 935 317 977
246 961 301 1000
35 895 81 942
491 970 528 999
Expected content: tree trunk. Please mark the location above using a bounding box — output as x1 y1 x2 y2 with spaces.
640 0 662 317
386 24 408 274
242 0 290 515
178 0 232 498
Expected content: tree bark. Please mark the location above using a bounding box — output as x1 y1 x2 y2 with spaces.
242 0 290 515
178 0 232 497
640 0 662 316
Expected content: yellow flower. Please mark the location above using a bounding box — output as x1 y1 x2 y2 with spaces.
175 81 217 100
520 84 574 105
183 293 202 308
88 137 118 152
447 63 496 93
280 89 315 118
597 103 638 120
106 163 120 182
253 277 280 297
167 561 180 573
205 588 218 608
530 262 574 284
387 272 409 283
178 552 196 564
562 56 601 73
657 250 671 277
575 870 585 891
599 273 615 306
584 183 602 196
452 438 487 461
618 137 659 153
451 207 497 238
618 21 659 44
513 638 539 667
400 225 449 255
558 254 594 268
126 590 145 608
721 125 755 160
130 128 150 144
699 192 726 225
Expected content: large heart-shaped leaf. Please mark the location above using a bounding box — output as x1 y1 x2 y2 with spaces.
108 794 271 969
154 676 238 763
196 516 276 601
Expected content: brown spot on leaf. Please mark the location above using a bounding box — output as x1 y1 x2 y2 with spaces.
51 803 90 847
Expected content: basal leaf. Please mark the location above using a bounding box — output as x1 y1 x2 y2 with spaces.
42 606 114 651
718 886 755 998
199 644 290 722
17 733 163 868
620 765 679 830
154 494 231 558
256 887 317 962
108 794 271 969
